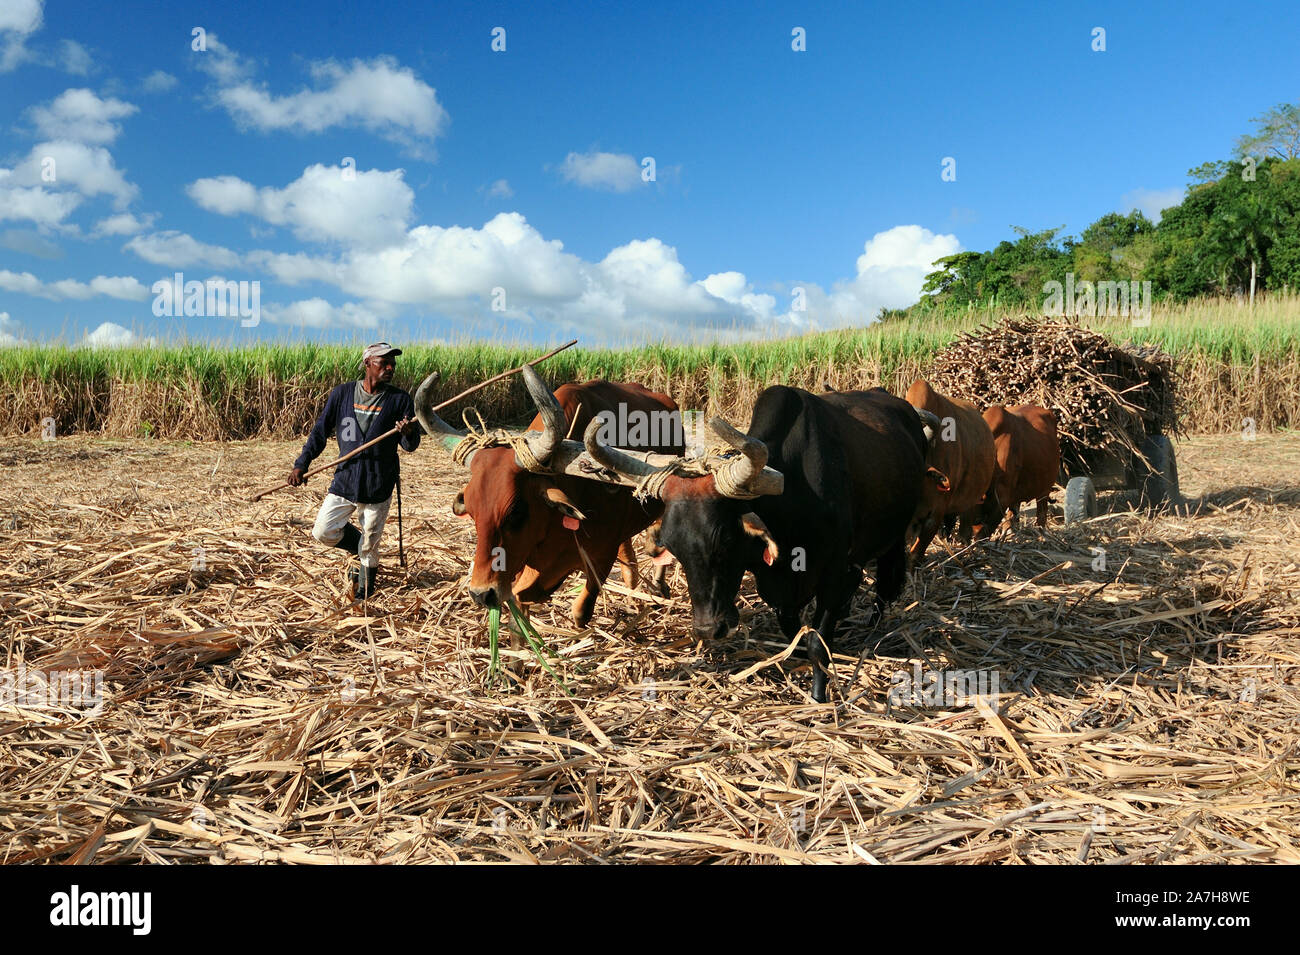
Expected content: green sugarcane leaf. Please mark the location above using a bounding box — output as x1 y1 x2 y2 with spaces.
506 599 572 695
487 604 502 687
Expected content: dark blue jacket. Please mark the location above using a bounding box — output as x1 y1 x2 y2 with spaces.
294 382 421 504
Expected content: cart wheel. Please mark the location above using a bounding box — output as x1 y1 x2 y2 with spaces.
1064 476 1097 524
1139 435 1181 510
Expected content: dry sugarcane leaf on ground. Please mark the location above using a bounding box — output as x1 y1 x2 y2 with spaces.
0 432 1297 864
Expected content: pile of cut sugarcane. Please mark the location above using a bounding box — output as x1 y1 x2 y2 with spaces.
926 318 1180 473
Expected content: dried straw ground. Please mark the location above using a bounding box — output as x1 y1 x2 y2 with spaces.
2 432 1298 864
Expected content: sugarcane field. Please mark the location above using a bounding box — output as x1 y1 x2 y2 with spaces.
2 5 1300 897
4 314 1299 868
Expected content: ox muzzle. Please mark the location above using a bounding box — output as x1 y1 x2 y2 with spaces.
469 584 503 609
693 604 740 643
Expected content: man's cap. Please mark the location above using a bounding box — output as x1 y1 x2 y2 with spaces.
359 342 402 369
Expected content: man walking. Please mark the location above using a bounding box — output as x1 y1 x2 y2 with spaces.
287 342 421 598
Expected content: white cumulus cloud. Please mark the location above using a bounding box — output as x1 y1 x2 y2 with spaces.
0 138 141 230
141 70 177 93
825 225 963 322
59 39 91 75
187 163 414 247
260 298 382 329
699 271 777 322
92 211 155 237
185 174 257 214
27 88 137 144
83 321 153 348
206 46 447 155
558 151 644 192
0 311 24 346
229 213 953 341
244 248 343 286
337 212 585 304
8 141 138 207
0 0 42 72
0 176 82 227
595 238 720 315
191 33 255 86
124 232 244 270
124 231 243 269
0 269 150 301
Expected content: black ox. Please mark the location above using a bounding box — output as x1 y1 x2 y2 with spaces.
587 385 931 703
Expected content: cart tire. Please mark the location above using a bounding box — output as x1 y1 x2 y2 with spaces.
1139 435 1181 510
1064 476 1097 524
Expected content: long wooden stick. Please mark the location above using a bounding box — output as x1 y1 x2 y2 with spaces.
425 339 578 416
251 420 405 501
249 339 578 501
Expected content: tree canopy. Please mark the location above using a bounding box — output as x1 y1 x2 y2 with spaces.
1236 103 1300 162
912 102 1300 315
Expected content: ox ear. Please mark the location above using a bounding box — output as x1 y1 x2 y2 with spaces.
543 486 587 529
452 489 470 517
740 512 779 566
926 467 952 492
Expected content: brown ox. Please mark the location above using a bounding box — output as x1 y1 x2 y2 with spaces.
415 367 683 626
905 380 996 560
973 404 1060 534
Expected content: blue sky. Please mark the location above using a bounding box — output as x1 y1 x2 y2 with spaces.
1 0 1297 347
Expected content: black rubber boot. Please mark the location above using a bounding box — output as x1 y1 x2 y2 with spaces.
356 565 379 599
334 523 362 555
347 564 380 600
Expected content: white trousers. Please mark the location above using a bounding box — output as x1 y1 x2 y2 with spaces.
312 493 391 568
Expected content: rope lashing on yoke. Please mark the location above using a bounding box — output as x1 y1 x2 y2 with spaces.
712 457 763 500
450 408 551 473
447 404 762 500
628 448 762 502
630 459 701 502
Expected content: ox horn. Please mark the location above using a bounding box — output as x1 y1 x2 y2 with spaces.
414 364 565 471
915 407 941 443
414 371 483 466
582 418 662 481
708 417 769 497
517 363 565 470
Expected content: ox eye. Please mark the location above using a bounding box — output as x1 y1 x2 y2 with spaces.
503 499 528 531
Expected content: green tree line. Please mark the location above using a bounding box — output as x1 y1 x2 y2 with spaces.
908 103 1300 316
